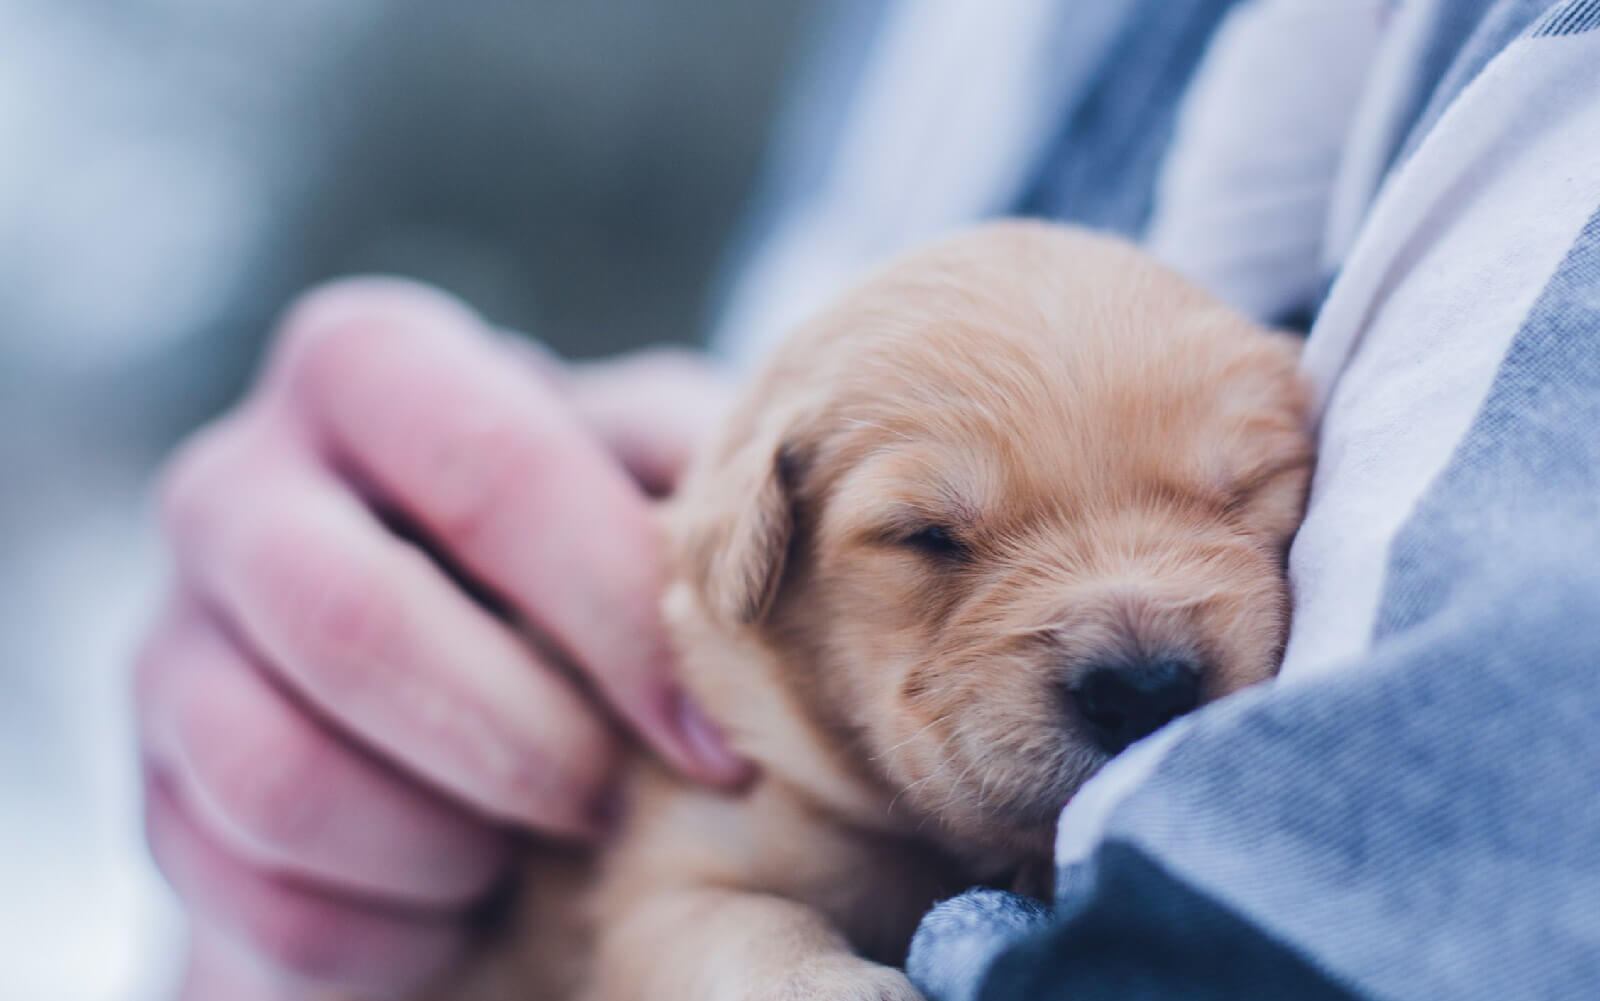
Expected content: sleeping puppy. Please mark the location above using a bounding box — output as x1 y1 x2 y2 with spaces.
433 221 1314 1001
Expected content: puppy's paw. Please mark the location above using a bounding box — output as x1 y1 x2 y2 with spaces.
759 955 925 1001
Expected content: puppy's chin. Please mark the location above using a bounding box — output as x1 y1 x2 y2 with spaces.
876 726 1104 862
917 768 1091 862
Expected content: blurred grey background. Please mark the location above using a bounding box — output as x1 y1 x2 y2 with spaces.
0 2 813 997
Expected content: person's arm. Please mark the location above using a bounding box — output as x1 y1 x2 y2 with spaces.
135 278 748 1000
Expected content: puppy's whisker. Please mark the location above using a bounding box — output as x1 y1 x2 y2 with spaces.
838 417 916 442
874 713 953 760
939 761 981 816
891 769 941 815
889 732 958 814
894 728 963 813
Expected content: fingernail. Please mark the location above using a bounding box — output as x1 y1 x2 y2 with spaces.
671 688 751 785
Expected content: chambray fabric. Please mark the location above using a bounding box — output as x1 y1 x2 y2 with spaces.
909 2 1600 999
1375 206 1600 638
1011 0 1243 238
1389 0 1550 167
905 891 1052 1001
710 0 1238 364
964 553 1600 1000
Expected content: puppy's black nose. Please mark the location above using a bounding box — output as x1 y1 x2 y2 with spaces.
1068 658 1201 754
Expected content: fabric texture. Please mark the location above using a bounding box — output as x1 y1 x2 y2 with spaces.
710 0 1600 997
1011 0 1244 238
906 890 1052 1001
902 0 1600 998
979 843 1363 1001
1144 0 1387 326
966 553 1600 1000
710 0 1240 364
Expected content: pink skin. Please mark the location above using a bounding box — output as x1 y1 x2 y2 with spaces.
134 278 748 999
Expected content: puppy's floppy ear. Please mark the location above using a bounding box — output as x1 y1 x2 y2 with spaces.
682 417 804 626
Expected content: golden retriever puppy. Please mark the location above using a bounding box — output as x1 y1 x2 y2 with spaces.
432 220 1313 1001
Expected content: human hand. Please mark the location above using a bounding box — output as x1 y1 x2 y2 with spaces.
134 278 746 999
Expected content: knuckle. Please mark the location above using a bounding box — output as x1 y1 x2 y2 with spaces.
273 277 473 395
301 565 400 677
212 719 332 859
275 291 383 398
423 415 556 546
157 420 249 543
146 619 339 861
249 900 354 983
247 535 400 686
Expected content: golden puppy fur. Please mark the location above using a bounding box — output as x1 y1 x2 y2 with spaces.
430 221 1313 1001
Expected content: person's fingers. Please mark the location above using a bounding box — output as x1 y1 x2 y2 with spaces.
145 772 466 998
160 416 619 836
266 279 747 786
566 348 736 496
135 595 512 905
179 923 331 1001
498 339 734 495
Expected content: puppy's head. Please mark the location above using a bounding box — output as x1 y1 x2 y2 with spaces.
670 222 1313 856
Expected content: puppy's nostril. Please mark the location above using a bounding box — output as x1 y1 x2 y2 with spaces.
1068 658 1201 755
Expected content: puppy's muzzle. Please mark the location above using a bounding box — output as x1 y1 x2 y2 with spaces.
1064 656 1201 754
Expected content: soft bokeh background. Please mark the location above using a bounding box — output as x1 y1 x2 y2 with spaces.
0 3 814 997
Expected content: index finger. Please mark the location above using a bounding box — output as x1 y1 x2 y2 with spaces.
267 279 747 786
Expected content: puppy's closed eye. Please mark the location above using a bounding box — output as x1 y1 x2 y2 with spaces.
896 524 971 562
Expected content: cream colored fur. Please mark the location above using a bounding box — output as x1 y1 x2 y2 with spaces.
424 221 1314 1001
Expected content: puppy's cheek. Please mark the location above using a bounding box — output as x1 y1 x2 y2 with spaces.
892 658 1072 815
1241 476 1314 545
871 666 973 789
828 555 958 634
1199 585 1292 693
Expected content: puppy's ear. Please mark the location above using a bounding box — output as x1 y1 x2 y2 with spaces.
683 421 803 626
